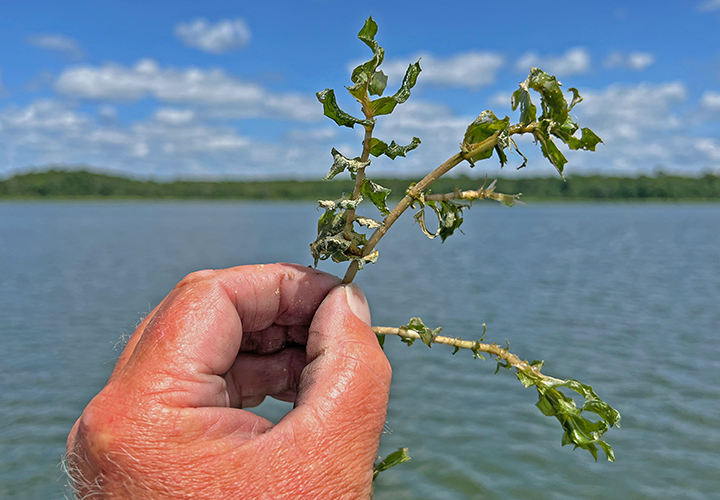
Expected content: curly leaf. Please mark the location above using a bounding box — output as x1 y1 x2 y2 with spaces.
316 88 373 128
354 215 383 228
369 70 388 96
511 82 537 126
400 317 441 347
370 61 422 116
534 126 568 178
514 366 620 462
369 137 421 160
567 127 603 151
325 148 371 180
310 196 366 265
462 111 510 164
361 178 391 216
373 448 411 481
351 17 385 86
414 199 465 242
527 68 569 125
567 87 583 111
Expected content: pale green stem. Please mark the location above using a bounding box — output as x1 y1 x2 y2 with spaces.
372 326 559 382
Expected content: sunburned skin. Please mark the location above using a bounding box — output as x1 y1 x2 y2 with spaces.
67 263 391 499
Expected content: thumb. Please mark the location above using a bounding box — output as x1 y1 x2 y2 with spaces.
283 283 391 463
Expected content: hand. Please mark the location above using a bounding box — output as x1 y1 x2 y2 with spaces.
66 263 391 499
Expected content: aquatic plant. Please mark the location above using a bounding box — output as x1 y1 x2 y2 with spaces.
311 17 620 485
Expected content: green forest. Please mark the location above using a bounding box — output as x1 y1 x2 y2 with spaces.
2 168 719 201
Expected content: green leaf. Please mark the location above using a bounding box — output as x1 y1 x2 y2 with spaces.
369 137 421 159
568 127 603 151
361 179 392 216
462 111 510 164
527 68 569 125
309 204 351 266
369 96 398 116
357 16 381 55
567 87 583 111
400 317 441 347
535 126 568 178
386 137 421 159
324 148 371 180
368 138 388 157
369 70 388 96
368 60 421 117
310 195 368 266
373 448 411 481
316 88 373 128
376 333 385 349
348 17 385 104
414 199 465 242
392 61 421 104
527 377 621 462
511 83 537 125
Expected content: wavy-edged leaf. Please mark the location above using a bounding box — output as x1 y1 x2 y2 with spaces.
352 17 384 83
567 87 583 111
392 60 421 104
369 137 421 160
311 196 367 266
568 127 603 151
373 448 411 481
414 200 465 242
400 317 441 347
369 60 422 116
526 377 621 462
462 111 510 164
527 68 568 124
316 88 373 128
361 178 391 216
535 126 568 178
369 70 388 97
511 82 537 125
325 148 371 180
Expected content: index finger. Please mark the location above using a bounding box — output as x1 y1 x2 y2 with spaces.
118 263 340 383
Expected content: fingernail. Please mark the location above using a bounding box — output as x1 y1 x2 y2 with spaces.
344 283 372 326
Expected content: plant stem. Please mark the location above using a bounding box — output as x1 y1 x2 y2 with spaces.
342 132 501 283
372 326 558 381
342 106 375 244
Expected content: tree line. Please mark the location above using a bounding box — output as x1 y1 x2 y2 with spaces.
1 168 719 201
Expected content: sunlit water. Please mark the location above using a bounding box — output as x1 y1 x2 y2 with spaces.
1 201 718 499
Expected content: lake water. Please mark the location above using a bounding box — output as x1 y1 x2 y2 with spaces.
1 201 719 499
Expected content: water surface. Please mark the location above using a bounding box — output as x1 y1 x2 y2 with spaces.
1 201 718 499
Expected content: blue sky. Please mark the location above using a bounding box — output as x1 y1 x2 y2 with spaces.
1 0 720 179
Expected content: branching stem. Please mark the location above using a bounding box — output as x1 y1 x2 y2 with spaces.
342 122 537 283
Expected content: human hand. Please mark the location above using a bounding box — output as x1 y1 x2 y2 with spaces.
66 263 391 499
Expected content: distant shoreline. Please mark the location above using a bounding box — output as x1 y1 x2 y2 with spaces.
2 168 719 201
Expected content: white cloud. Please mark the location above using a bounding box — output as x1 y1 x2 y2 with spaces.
1 100 88 131
174 18 251 54
700 91 720 110
697 0 720 11
154 108 195 125
515 47 590 76
365 52 504 90
695 137 720 160
604 52 655 71
26 34 84 61
55 59 317 121
578 82 687 141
